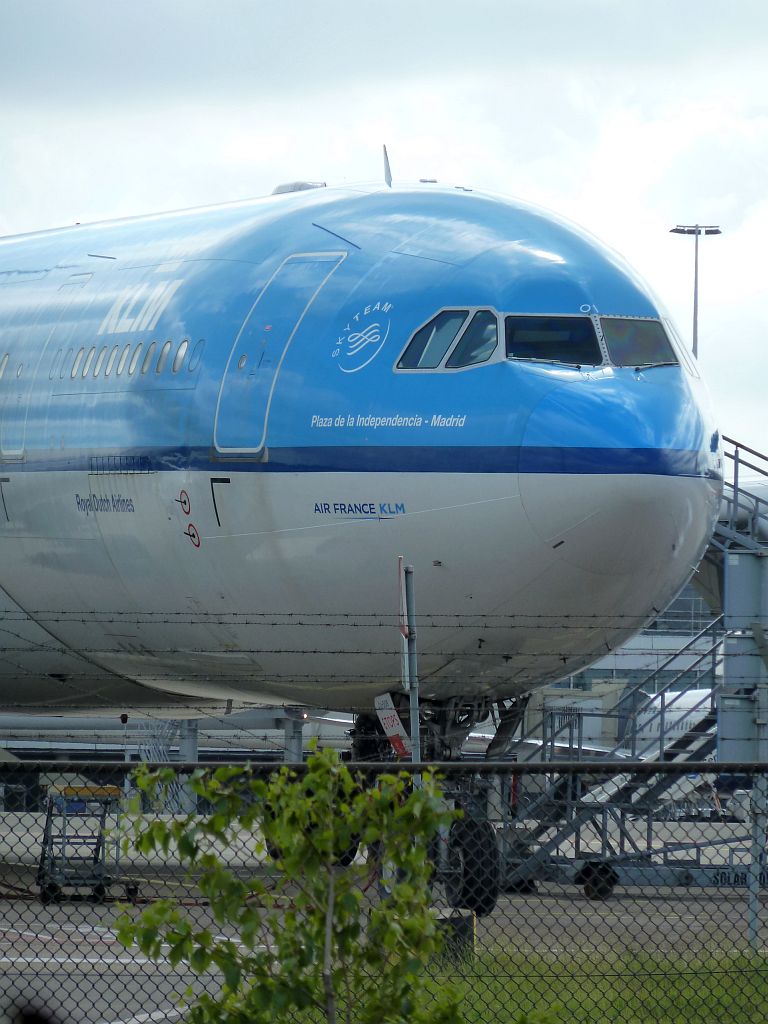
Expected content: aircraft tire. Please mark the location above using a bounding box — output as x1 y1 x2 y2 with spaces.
577 861 618 900
124 882 140 903
40 882 61 906
445 818 500 917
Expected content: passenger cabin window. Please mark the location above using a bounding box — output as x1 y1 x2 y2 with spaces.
93 346 108 376
398 310 468 369
172 339 189 373
446 310 498 368
0 353 7 380
128 344 144 375
81 347 97 377
156 340 172 374
505 316 602 367
141 342 157 374
71 348 85 378
187 339 205 372
40 336 203 391
104 345 120 377
599 317 679 368
116 343 131 376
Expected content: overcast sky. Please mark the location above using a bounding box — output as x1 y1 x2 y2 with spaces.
1 0 766 449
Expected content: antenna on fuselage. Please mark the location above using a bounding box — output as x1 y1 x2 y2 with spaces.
383 144 392 187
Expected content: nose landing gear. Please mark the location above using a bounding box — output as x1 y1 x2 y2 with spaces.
351 695 510 917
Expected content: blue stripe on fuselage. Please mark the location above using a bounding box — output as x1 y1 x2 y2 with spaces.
11 445 718 478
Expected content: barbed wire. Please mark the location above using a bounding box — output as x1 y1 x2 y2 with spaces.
0 640 748 653
0 664 761 688
0 608 727 625
0 598 757 750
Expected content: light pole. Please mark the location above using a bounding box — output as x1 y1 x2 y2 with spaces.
669 224 721 359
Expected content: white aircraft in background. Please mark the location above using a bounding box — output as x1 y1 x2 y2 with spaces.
0 688 715 761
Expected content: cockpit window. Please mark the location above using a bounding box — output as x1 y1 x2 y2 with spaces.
600 317 679 368
505 315 602 366
446 310 498 368
397 310 468 369
663 317 698 377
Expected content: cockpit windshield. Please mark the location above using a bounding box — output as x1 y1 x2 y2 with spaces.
397 310 468 369
446 310 498 368
396 309 680 374
505 315 602 367
599 317 679 368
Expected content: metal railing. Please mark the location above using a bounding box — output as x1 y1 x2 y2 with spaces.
719 434 768 548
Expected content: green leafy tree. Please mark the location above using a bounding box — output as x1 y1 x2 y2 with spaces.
117 747 462 1024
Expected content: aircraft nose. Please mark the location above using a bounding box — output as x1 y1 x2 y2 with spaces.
518 374 719 576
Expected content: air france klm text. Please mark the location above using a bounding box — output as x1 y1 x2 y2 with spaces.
313 501 406 516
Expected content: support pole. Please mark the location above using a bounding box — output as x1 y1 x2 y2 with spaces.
404 564 421 768
284 716 304 764
749 565 768 949
692 227 700 359
749 711 768 950
669 223 720 362
178 720 199 814
178 719 199 763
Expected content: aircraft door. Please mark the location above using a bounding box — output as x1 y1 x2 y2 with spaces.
1 273 92 461
0 311 39 461
214 251 345 454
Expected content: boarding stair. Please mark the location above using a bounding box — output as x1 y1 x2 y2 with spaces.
135 719 185 810
696 435 768 606
501 627 723 834
137 718 180 762
498 435 768 890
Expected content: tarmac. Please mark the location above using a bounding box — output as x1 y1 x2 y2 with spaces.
0 879 764 1022
0 817 766 1022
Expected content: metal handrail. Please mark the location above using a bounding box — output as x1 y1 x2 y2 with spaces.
722 437 768 539
722 434 768 468
625 682 718 761
624 616 724 692
515 628 725 767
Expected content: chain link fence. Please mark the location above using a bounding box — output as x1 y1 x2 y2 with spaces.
0 759 767 1023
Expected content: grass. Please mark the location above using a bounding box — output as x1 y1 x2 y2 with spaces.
270 948 768 1022
432 947 768 1024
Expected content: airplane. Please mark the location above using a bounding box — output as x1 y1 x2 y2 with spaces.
0 179 723 913
0 179 722 767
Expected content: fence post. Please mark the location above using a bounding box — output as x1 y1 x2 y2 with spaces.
178 720 199 814
745 554 768 949
404 564 421 773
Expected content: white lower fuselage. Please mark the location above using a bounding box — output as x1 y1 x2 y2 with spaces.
0 466 718 711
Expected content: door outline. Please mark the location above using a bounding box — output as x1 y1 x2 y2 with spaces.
213 251 346 454
1 273 93 461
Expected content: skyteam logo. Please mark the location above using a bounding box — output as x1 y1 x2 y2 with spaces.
332 300 393 373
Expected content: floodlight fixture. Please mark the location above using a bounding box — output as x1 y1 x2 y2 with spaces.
669 224 722 358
